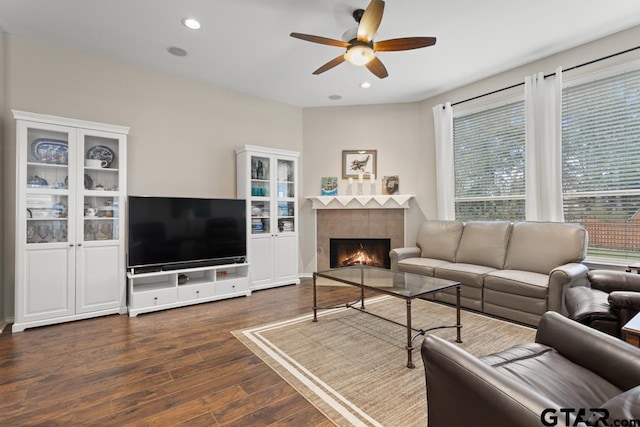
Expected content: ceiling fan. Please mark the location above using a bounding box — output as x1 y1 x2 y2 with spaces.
290 0 436 79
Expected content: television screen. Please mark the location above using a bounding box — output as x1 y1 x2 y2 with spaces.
128 196 246 269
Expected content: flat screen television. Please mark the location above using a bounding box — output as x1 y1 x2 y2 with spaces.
127 196 246 270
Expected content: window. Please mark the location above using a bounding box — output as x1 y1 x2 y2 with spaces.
562 67 640 260
453 101 526 221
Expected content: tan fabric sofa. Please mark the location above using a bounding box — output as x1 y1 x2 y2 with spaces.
390 220 589 326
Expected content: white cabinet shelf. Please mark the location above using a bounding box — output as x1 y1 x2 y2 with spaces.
133 280 174 293
127 263 251 317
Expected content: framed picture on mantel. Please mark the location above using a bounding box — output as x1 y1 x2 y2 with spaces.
342 149 377 179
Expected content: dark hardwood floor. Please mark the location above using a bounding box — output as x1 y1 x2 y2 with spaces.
0 280 368 426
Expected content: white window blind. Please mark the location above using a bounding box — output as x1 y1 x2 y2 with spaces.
562 68 640 260
453 101 526 221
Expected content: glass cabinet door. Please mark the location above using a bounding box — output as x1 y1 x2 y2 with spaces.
24 126 72 245
276 159 295 233
26 194 69 244
80 132 122 241
83 196 120 241
250 155 271 234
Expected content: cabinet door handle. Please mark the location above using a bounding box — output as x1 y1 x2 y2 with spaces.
77 243 82 247
69 244 74 247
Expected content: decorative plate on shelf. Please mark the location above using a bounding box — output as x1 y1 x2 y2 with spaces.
87 145 115 168
31 139 69 164
64 174 94 190
27 175 48 188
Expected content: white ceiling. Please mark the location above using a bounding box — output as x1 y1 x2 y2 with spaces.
1 0 640 108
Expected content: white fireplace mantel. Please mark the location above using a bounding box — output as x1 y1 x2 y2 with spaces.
305 195 415 209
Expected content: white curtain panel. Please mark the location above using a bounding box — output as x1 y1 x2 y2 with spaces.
433 102 455 220
524 67 564 222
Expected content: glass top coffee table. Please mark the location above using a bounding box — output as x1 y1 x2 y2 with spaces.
313 265 462 368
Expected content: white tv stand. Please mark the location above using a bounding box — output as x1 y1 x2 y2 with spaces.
127 263 251 317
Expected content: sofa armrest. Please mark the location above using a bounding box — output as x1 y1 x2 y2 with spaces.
589 270 640 293
421 335 571 427
389 247 421 271
548 263 589 312
536 312 640 390
609 291 640 312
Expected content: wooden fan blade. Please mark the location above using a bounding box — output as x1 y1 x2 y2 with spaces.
313 55 346 75
374 37 437 52
290 32 349 48
366 56 388 79
357 0 385 43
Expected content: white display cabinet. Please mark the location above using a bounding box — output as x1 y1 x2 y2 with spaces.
236 145 300 290
126 263 250 317
13 110 128 332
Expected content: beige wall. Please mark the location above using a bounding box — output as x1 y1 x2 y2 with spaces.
300 103 431 274
1 34 303 320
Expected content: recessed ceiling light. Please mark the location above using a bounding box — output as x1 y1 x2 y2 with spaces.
167 46 188 57
328 95 342 100
182 17 201 30
360 81 372 89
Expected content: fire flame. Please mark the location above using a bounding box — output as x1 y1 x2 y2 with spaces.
340 243 377 267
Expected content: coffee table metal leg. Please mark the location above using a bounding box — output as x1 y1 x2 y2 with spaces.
312 273 318 322
456 286 462 343
360 267 366 309
406 299 415 368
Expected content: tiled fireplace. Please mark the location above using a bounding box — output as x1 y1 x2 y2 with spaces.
316 209 404 271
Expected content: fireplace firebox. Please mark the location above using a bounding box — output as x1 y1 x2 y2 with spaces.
330 238 391 269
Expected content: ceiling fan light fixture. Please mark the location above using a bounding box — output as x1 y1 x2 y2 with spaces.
344 45 375 66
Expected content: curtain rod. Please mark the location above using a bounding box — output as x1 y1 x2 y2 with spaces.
449 45 640 107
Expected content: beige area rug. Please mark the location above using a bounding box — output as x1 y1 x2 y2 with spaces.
233 296 536 427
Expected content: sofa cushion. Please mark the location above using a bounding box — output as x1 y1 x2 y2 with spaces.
590 385 640 424
455 221 511 270
481 343 622 409
484 270 549 298
483 297 547 325
504 222 587 275
565 286 617 323
397 258 451 276
416 220 464 262
434 285 482 311
435 263 497 288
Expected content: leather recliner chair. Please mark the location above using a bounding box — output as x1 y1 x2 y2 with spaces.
421 311 640 427
564 270 640 337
